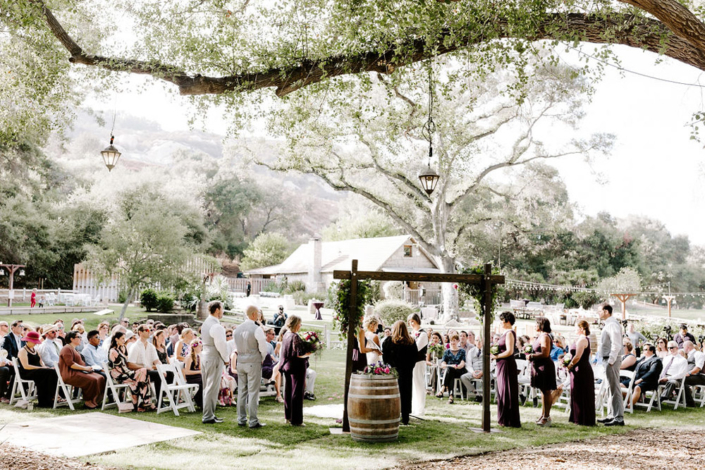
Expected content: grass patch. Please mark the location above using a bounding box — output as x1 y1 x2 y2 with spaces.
1 347 703 469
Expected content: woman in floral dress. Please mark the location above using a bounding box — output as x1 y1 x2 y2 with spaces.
108 331 155 412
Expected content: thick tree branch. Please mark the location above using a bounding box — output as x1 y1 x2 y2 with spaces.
39 2 705 97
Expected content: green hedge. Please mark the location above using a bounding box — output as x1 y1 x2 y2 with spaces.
140 289 159 312
374 299 416 326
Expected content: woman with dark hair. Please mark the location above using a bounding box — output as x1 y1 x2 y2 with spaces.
425 332 444 394
60 330 106 409
407 312 427 417
620 340 637 387
565 320 595 425
655 338 668 358
529 316 557 426
108 332 155 412
437 334 466 404
16 331 58 407
383 320 418 425
491 311 521 428
279 315 311 426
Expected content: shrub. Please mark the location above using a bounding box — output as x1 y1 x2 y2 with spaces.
383 281 404 300
374 299 416 326
285 280 307 293
117 289 128 304
156 292 175 313
293 291 321 306
140 289 159 312
572 291 601 310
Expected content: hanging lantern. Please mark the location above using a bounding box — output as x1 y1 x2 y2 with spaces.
418 65 440 196
100 135 122 171
419 165 440 195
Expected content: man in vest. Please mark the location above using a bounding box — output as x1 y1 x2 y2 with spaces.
682 340 705 407
201 301 229 424
233 304 269 428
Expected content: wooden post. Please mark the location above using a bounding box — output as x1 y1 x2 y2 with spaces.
342 259 358 433
664 295 675 318
482 263 492 433
612 294 637 321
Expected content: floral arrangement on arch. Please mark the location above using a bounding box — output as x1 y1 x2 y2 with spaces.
359 361 398 378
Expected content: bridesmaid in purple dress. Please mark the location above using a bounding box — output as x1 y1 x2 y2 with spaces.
565 320 595 426
528 317 557 427
491 311 521 428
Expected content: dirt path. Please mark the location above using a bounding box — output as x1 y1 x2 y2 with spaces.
406 428 705 469
0 443 112 470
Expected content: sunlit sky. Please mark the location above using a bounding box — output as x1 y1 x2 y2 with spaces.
88 44 705 246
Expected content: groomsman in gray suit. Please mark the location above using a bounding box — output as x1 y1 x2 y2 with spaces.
598 305 625 426
201 301 229 424
234 305 269 428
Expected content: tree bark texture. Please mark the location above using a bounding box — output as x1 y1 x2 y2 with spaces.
38 2 705 97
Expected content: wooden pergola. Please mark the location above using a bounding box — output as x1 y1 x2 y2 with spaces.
611 293 638 321
0 263 26 307
334 260 504 433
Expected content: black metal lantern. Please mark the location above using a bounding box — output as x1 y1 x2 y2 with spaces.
419 67 439 196
100 135 122 172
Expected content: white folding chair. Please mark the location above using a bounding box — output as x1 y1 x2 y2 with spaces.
634 384 661 412
692 384 705 408
658 376 688 410
53 363 82 410
101 363 132 410
156 363 198 416
9 358 37 405
619 370 636 414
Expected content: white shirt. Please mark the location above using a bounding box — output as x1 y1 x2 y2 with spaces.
688 350 705 373
128 340 160 369
226 339 237 357
601 316 623 365
207 322 229 363
661 354 689 381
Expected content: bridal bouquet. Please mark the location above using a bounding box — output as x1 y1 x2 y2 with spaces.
490 345 500 356
299 331 324 357
524 345 533 354
562 353 573 367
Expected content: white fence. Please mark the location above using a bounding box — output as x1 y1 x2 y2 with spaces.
225 278 276 294
0 288 76 302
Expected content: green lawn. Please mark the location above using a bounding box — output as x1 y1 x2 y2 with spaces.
4 305 155 331
1 348 703 470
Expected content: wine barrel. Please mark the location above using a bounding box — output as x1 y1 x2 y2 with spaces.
347 374 400 442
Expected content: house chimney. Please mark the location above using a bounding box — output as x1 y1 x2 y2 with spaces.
307 236 322 293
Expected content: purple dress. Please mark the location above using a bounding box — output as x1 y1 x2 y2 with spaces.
495 331 521 427
569 338 595 426
280 332 308 425
531 334 557 392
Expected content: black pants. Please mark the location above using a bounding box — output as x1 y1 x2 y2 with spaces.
443 367 465 395
685 374 705 406
0 366 10 398
397 372 413 425
148 369 174 400
284 369 306 425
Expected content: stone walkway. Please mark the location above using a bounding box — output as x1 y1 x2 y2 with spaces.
0 412 199 457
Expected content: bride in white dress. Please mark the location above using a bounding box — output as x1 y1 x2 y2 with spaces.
408 313 427 417
359 316 382 365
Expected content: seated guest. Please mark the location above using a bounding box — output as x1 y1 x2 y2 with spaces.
108 332 155 412
550 335 568 362
175 328 194 363
101 324 123 351
17 331 58 407
152 330 170 365
184 338 203 408
682 340 705 407
460 337 486 401
2 320 23 402
655 338 669 358
437 334 466 404
38 325 62 368
659 340 689 402
59 331 106 409
675 324 696 349
128 325 165 400
630 343 663 407
82 330 109 371
619 341 637 387
72 323 87 352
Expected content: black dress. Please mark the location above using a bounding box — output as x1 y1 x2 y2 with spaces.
18 346 58 408
531 334 557 392
569 339 595 426
186 356 203 408
352 336 367 373
280 332 308 425
495 331 521 427
382 337 418 425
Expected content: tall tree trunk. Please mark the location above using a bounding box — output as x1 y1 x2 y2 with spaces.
197 277 208 320
119 287 134 321
440 256 459 322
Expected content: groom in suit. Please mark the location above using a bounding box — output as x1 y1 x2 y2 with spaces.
630 343 663 407
233 305 269 428
201 301 229 424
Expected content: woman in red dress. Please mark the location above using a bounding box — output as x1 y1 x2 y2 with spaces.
30 289 37 308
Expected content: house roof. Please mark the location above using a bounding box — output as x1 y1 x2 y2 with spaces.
245 235 439 276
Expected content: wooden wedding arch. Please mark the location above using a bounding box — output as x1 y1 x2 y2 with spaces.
333 260 505 433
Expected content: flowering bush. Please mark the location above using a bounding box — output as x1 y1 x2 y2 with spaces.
299 331 324 357
359 361 398 378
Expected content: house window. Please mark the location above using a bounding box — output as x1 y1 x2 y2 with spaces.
403 245 413 257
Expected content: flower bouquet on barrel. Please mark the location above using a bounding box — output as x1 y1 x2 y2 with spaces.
360 361 398 378
299 331 324 358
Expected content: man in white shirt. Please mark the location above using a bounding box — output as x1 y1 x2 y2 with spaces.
680 340 705 407
598 305 625 426
201 301 230 424
38 325 62 368
128 324 163 398
234 304 269 428
659 340 690 403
